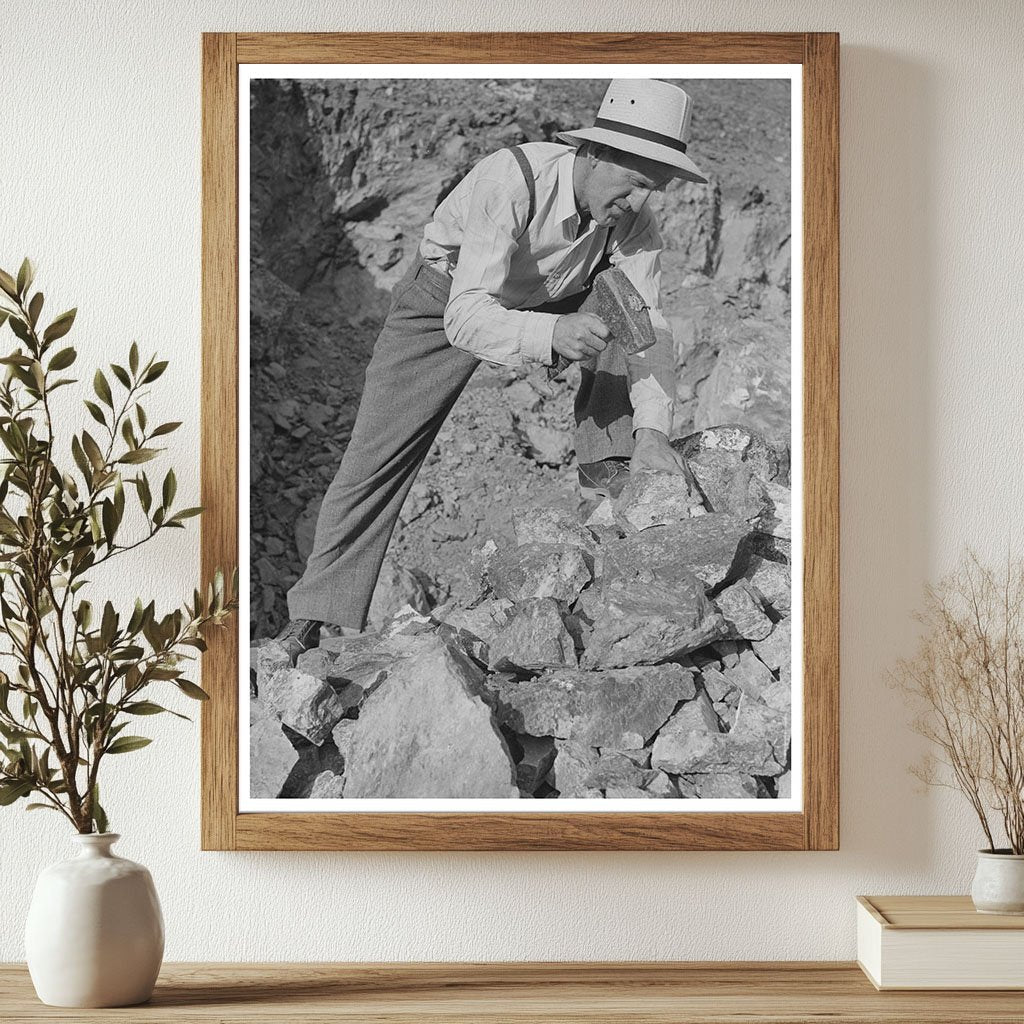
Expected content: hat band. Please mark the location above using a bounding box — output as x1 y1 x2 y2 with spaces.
593 116 688 155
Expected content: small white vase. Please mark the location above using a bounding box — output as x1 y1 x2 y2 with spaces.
971 849 1024 915
25 833 164 1007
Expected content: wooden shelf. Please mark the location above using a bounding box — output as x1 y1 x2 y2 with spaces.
3 962 1024 1022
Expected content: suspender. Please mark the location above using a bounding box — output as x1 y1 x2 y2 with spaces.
507 145 536 237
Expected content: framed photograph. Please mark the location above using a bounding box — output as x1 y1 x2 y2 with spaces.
201 32 838 851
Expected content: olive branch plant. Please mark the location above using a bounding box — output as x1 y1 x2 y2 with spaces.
0 258 236 833
893 550 1024 854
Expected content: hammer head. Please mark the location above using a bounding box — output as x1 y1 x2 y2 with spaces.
578 267 657 357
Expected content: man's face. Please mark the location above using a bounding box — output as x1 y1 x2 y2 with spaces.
581 146 674 228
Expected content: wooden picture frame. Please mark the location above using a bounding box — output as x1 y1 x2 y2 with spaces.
201 32 839 851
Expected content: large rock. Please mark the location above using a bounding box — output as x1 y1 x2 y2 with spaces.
487 598 578 673
745 556 791 615
581 576 728 669
683 772 768 799
337 637 519 798
650 692 722 775
672 425 785 491
367 560 430 629
262 668 348 746
714 580 774 641
599 514 752 593
514 735 556 794
583 751 654 791
435 597 515 663
751 481 791 541
751 617 791 673
492 664 696 748
723 645 789 712
309 770 346 798
249 699 299 798
254 639 292 690
487 542 591 605
693 322 791 446
512 507 596 555
652 691 788 777
611 472 705 533
548 739 603 797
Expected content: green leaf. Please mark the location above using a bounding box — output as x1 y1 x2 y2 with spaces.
0 269 18 300
48 346 76 371
142 360 168 383
16 258 34 298
42 308 76 344
93 369 113 408
136 472 152 513
123 700 188 720
27 292 43 328
26 802 61 813
101 498 116 546
136 404 147 432
110 363 131 389
175 679 210 701
100 601 117 647
81 431 105 471
105 735 152 754
83 400 106 427
8 317 31 344
91 785 108 834
121 418 137 449
0 779 33 805
169 507 203 524
118 448 157 465
162 468 176 508
129 342 139 375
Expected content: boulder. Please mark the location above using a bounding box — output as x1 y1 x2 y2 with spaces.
650 692 722 775
249 700 299 798
686 772 767 799
492 664 696 748
581 576 728 669
745 556 791 615
254 639 293 689
730 693 790 773
368 563 431 629
584 751 653 791
262 668 348 746
751 481 791 541
548 739 603 797
714 580 774 641
337 637 519 798
643 771 679 798
751 617 791 674
435 597 515 663
309 770 346 798
487 542 591 604
693 322 791 446
487 598 578 673
514 735 557 795
599 514 752 593
611 472 704 533
673 425 785 491
512 506 596 555
723 646 789 711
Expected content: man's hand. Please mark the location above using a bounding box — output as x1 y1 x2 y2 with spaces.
630 428 687 476
552 312 609 363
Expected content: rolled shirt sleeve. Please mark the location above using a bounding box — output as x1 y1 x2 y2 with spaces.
607 209 676 437
442 157 559 367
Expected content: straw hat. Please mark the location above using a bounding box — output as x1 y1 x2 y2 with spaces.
557 79 707 184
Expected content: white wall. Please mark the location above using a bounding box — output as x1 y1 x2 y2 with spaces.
2 0 1022 962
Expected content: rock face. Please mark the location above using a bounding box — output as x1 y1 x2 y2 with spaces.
492 664 696 748
487 543 591 604
367 559 430 629
337 637 519 798
251 451 792 799
487 598 578 673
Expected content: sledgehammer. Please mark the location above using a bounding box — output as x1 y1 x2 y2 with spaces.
547 266 658 380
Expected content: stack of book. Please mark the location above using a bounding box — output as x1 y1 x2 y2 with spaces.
857 895 1024 990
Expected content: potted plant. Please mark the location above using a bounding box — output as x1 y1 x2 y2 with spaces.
894 551 1024 914
0 259 236 1005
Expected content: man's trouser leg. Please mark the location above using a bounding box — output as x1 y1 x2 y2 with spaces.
286 260 477 630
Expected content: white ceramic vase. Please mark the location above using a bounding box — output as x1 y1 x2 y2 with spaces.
25 833 164 1007
971 849 1024 915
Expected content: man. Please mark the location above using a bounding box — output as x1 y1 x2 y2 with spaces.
277 78 707 658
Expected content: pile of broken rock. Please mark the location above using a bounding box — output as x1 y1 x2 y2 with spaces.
250 425 793 802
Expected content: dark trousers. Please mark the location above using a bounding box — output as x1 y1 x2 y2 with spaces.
287 258 635 629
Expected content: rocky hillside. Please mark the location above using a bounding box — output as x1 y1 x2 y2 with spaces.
249 76 792 640
251 425 792 801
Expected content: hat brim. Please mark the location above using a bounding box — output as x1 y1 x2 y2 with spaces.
557 127 708 185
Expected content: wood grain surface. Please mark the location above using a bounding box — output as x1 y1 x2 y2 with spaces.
3 962 1022 1023
201 32 840 851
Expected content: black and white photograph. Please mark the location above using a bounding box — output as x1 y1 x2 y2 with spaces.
243 67 800 808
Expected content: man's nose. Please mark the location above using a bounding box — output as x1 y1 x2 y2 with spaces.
627 187 651 213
